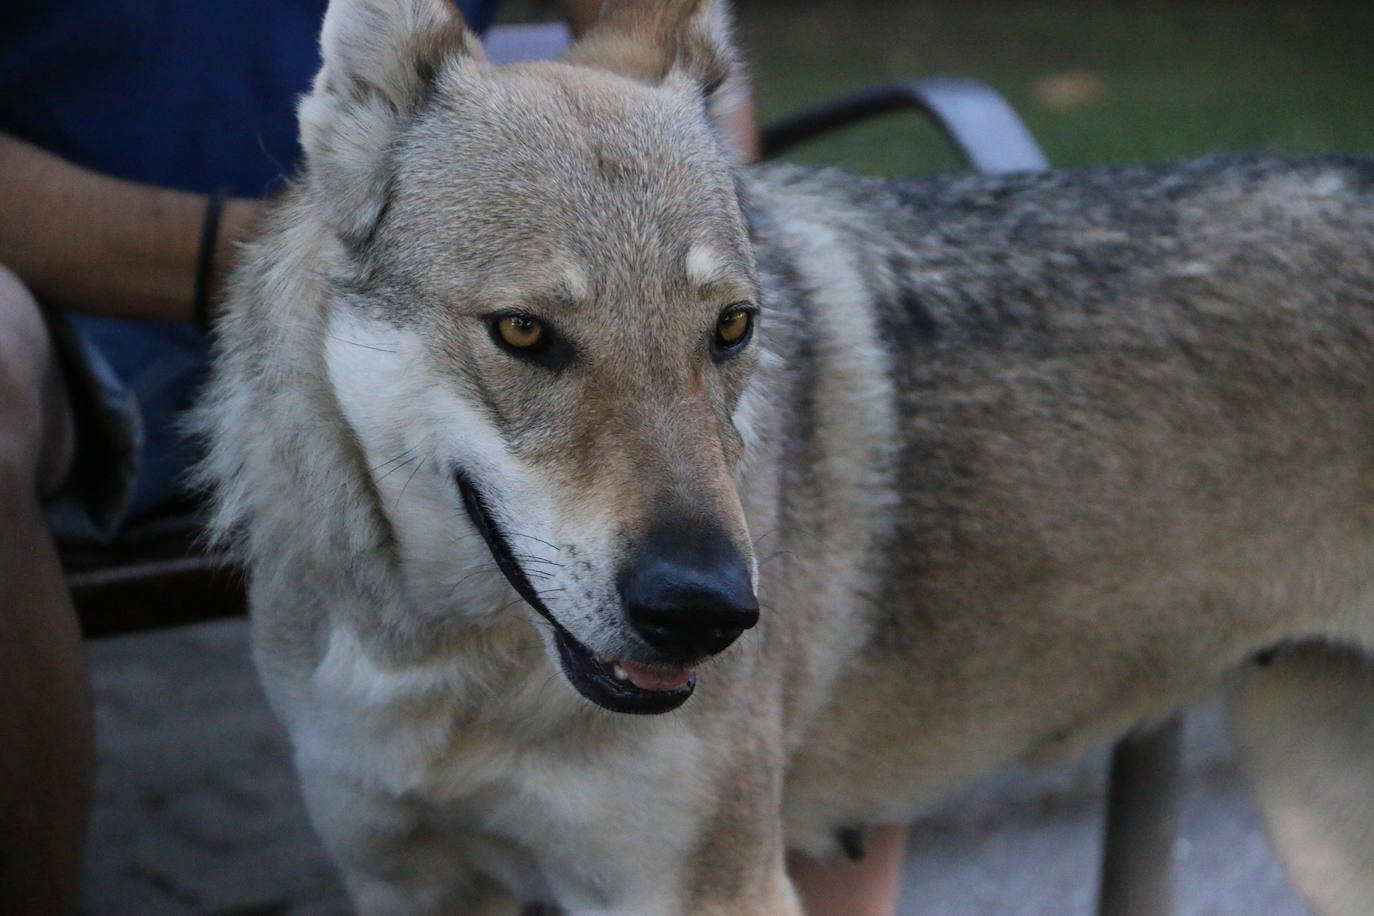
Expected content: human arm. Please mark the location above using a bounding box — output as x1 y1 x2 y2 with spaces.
0 131 261 325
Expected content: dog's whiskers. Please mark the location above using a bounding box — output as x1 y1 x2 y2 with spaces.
509 552 564 569
326 332 398 354
375 453 421 485
444 565 504 597
757 549 796 569
492 596 530 616
392 433 436 505
443 562 556 596
750 526 784 548
370 447 418 473
505 531 564 553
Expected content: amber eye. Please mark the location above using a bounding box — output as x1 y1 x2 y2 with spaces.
496 314 544 349
713 305 754 355
486 312 572 369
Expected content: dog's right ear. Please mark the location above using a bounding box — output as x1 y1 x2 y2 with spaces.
298 0 485 246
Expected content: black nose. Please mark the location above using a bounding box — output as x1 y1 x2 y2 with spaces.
618 520 759 661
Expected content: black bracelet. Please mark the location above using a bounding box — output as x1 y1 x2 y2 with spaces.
193 186 229 334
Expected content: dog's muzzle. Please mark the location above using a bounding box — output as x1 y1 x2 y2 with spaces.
455 472 758 715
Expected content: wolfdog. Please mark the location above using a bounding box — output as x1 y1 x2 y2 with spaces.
194 0 1374 911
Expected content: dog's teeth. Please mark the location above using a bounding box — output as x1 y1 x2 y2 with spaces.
595 653 612 664
612 663 629 682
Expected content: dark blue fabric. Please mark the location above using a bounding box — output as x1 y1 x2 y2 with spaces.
0 0 499 195
5 0 500 531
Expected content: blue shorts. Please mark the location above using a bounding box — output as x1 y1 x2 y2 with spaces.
44 314 209 544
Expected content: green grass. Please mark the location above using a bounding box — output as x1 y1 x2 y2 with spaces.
737 1 1374 176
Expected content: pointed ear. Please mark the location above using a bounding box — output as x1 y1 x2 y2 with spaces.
563 0 741 117
298 0 484 245
312 0 484 111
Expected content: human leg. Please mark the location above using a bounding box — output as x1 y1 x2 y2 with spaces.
0 263 90 916
787 825 909 916
1228 644 1374 915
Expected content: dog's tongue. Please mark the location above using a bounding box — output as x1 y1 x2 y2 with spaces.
618 659 694 691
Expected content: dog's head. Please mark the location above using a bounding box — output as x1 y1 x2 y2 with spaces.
301 0 763 714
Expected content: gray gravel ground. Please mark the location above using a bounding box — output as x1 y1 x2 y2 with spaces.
83 619 1308 915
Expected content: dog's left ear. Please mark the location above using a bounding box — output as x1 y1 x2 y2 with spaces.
563 0 741 127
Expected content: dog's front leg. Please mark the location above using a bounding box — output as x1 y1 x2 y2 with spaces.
660 751 802 916
685 856 801 916
529 722 800 916
589 819 800 916
297 766 520 916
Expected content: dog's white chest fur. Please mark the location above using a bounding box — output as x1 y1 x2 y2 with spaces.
279 624 712 912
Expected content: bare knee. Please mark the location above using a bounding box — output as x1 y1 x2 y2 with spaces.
1229 645 1374 915
787 825 907 916
0 263 73 497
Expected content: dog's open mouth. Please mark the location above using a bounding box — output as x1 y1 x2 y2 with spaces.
456 472 696 715
553 631 697 714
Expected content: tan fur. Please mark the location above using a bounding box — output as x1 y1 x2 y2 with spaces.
193 0 1374 912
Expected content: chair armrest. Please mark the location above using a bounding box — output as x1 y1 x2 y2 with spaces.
483 23 573 65
761 76 1049 174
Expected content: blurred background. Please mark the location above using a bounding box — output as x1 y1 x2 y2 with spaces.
738 0 1374 175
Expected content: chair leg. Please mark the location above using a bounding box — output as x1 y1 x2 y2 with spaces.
1097 715 1185 916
